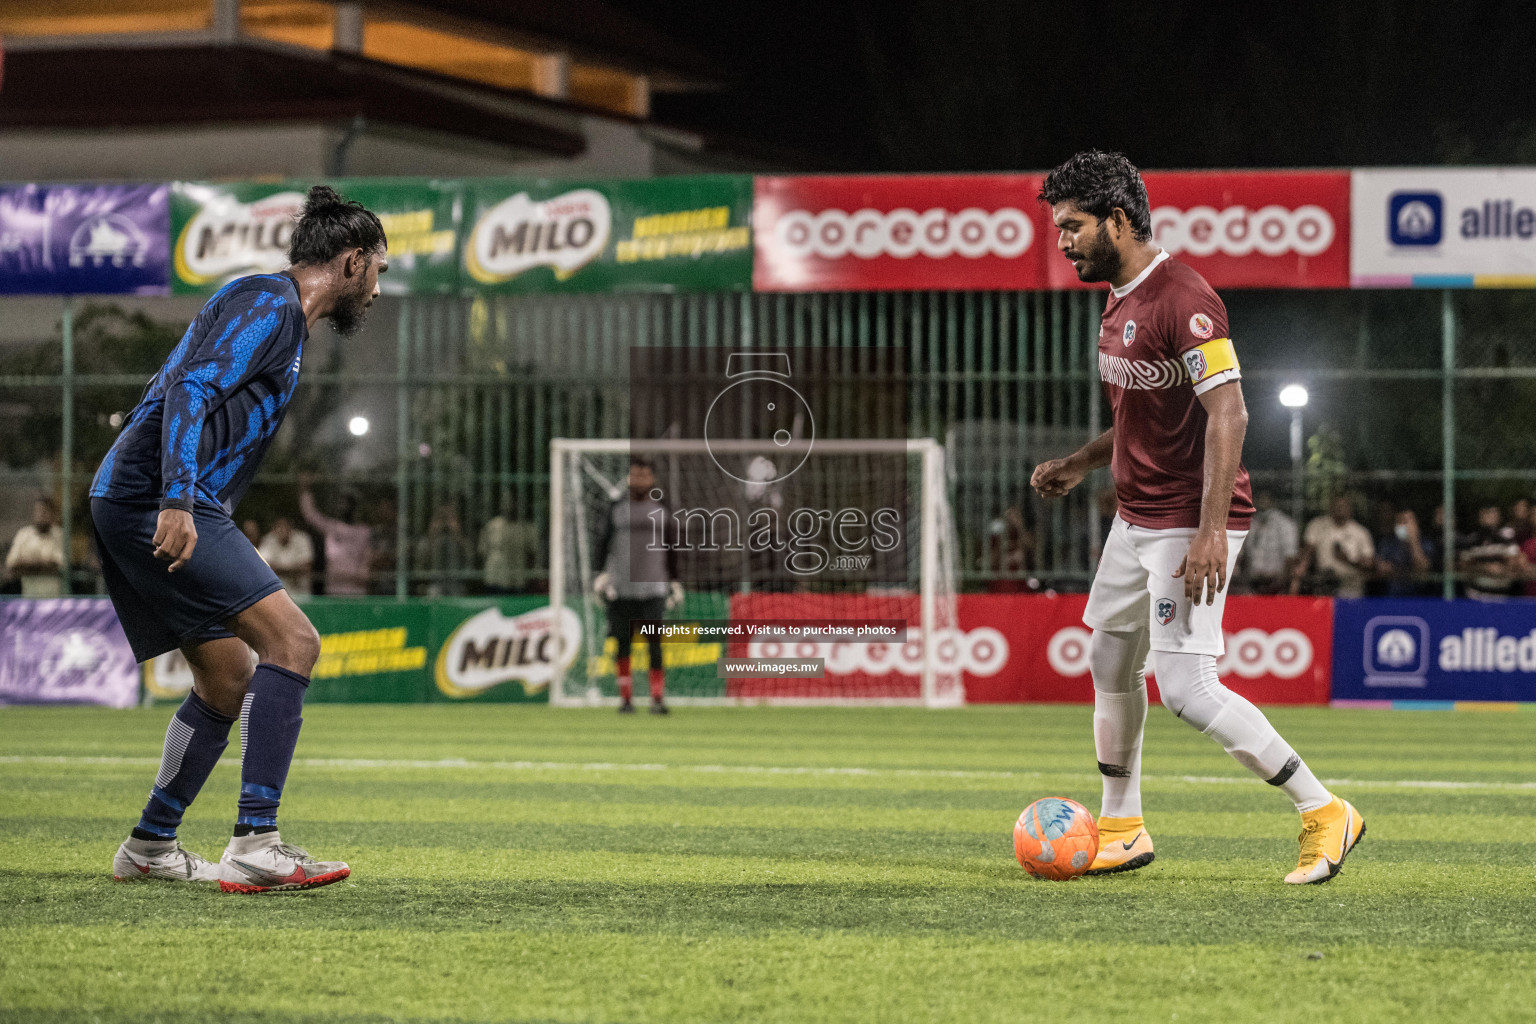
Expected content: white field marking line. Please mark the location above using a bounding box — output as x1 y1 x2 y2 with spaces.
2 754 1535 793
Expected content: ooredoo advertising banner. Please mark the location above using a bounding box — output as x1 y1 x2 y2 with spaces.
463 175 752 293
1332 598 1536 704
1045 171 1351 291
1351 169 1536 287
961 593 1333 705
0 184 170 295
752 175 1045 291
171 179 461 296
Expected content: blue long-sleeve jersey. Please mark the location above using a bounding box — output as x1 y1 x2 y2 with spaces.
91 274 307 515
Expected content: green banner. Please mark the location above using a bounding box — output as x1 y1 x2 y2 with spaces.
462 175 752 293
170 178 460 296
143 597 560 703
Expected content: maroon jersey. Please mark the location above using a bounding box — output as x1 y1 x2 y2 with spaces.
1098 252 1253 531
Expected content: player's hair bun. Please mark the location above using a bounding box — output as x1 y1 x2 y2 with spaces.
289 184 387 266
302 185 346 216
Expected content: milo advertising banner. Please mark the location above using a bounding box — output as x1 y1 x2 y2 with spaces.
170 179 460 296
145 597 573 703
463 175 752 293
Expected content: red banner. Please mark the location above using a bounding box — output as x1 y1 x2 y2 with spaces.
753 171 1350 293
960 594 1333 704
1045 171 1351 291
720 592 1331 704
753 175 1045 292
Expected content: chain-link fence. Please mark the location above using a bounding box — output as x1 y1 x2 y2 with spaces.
2 287 1532 598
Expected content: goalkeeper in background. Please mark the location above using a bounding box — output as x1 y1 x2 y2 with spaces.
593 457 683 714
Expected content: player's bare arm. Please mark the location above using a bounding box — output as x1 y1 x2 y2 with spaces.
1031 428 1113 498
1174 381 1248 604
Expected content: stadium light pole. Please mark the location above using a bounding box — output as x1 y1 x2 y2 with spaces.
1279 385 1308 526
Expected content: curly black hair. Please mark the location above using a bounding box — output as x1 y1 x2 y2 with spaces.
1038 151 1152 242
288 185 387 267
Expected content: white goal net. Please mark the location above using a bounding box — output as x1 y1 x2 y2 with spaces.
549 438 962 706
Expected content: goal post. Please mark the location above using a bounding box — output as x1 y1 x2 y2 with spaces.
548 437 962 707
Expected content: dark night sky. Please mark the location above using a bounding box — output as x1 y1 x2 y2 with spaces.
615 0 1536 171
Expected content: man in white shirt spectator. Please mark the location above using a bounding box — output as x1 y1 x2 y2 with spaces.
5 497 64 597
1242 491 1298 594
299 474 372 596
480 493 539 594
1293 494 1375 598
259 516 315 596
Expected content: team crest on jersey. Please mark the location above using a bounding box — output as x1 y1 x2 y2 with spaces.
1122 320 1137 346
1156 598 1177 625
1183 349 1208 381
1189 313 1215 339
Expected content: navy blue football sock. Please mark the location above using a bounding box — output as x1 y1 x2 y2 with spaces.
236 663 310 831
136 691 234 839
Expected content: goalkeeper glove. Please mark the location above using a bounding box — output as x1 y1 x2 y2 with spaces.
593 572 616 602
667 580 685 610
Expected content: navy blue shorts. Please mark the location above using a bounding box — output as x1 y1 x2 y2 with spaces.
91 497 283 663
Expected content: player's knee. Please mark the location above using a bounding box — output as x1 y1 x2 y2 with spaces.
1149 650 1186 712
1089 628 1146 695
257 620 321 674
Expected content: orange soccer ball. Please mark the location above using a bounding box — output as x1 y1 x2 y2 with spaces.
1013 797 1099 880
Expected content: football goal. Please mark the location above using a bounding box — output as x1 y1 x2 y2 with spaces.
548 437 962 706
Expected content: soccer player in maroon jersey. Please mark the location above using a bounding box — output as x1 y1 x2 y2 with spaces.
1030 151 1364 884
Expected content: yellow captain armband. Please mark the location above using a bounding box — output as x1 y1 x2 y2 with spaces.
1181 337 1240 393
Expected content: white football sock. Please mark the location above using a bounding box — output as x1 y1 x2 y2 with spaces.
1150 650 1331 813
1089 628 1151 819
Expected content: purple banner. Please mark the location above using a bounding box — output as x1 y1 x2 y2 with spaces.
0 598 140 707
0 184 170 295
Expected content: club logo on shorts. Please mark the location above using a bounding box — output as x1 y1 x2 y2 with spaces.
1122 320 1137 346
1189 313 1215 339
1156 598 1177 625
1183 348 1208 381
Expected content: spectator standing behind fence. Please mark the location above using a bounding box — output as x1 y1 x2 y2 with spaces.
1374 507 1431 596
1292 494 1374 597
1459 505 1526 599
414 502 473 597
1241 491 1297 594
1521 503 1536 596
259 517 314 596
1511 497 1532 546
5 497 64 597
982 505 1037 593
299 473 372 595
480 494 539 594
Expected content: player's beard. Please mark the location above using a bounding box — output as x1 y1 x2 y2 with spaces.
329 276 373 338
1068 222 1123 283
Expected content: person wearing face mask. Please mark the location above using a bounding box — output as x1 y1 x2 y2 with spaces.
1373 506 1430 597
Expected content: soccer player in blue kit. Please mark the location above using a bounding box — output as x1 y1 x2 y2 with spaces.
94 186 386 893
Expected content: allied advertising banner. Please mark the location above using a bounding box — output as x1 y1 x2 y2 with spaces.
960 594 1333 705
0 598 140 707
1332 598 1536 704
0 184 170 295
752 175 1045 292
463 175 752 293
145 597 563 703
170 179 460 295
1351 169 1536 287
1046 171 1351 291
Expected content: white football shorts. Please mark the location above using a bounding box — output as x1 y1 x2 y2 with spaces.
1082 514 1248 656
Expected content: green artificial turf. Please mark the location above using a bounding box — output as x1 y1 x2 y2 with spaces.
1 703 1533 1023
